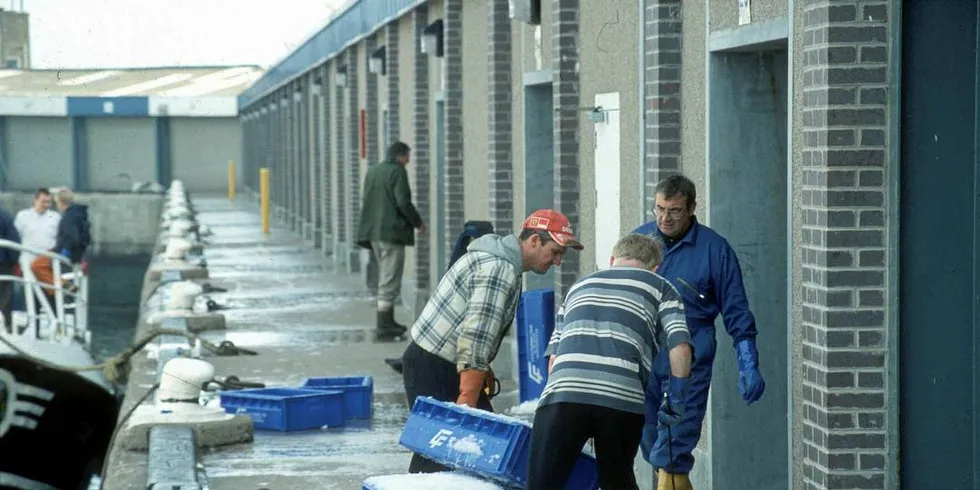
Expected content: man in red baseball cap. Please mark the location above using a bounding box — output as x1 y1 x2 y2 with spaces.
400 208 582 474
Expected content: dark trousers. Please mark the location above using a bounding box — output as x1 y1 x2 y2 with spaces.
644 325 717 473
527 402 645 490
0 262 12 331
401 341 493 473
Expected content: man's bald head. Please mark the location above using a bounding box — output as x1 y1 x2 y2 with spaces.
55 187 73 211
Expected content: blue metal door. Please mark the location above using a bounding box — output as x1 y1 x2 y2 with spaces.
900 1 980 487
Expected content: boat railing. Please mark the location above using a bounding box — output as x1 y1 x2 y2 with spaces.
0 238 89 349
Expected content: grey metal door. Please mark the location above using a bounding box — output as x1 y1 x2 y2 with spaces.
523 82 555 291
900 1 979 487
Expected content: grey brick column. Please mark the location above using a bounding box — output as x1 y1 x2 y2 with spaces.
643 0 682 221
347 48 361 273
800 2 894 488
487 0 513 234
307 80 319 244
366 35 379 166
296 84 308 234
413 6 431 294
385 22 400 143
291 86 301 230
319 65 333 254
443 0 465 268
552 0 580 302
290 85 299 229
279 94 288 215
269 104 278 208
335 61 348 267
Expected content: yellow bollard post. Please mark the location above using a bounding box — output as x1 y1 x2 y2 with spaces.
260 168 270 235
228 160 237 201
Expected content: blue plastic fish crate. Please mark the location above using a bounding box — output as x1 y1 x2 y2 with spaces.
220 387 345 431
516 288 556 403
398 397 598 490
301 375 374 419
363 472 507 490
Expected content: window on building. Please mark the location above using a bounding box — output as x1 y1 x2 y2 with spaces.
5 58 20 69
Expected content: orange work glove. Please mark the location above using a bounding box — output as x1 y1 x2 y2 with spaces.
457 369 486 407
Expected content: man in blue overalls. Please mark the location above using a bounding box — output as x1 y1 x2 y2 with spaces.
634 174 766 489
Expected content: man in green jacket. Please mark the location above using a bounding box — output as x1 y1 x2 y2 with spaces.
357 141 426 340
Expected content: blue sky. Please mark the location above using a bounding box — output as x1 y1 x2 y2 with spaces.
22 0 345 69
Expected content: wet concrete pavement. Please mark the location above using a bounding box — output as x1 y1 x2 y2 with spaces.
102 196 427 490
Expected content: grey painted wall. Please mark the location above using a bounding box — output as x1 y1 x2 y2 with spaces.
86 118 155 192
0 191 163 255
5 117 71 189
0 10 30 68
170 117 242 193
710 0 787 32
707 47 789 489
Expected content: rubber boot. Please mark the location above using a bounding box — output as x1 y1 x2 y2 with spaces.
657 469 693 490
375 309 407 341
378 309 407 333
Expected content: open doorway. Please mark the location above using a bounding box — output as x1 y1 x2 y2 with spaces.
705 44 789 489
523 80 555 291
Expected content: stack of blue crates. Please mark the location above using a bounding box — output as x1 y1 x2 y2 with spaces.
220 387 345 431
219 375 374 431
516 289 556 403
301 375 374 419
398 396 599 490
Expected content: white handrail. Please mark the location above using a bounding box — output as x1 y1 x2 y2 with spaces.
0 238 89 348
0 238 74 266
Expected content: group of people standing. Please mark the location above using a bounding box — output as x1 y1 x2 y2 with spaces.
0 187 91 332
357 142 767 489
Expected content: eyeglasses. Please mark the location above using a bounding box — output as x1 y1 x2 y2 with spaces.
653 206 688 220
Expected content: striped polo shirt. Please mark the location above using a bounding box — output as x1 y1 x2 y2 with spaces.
539 266 692 414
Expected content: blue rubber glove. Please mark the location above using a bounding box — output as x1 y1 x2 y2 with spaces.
58 248 71 260
657 375 691 426
736 338 766 405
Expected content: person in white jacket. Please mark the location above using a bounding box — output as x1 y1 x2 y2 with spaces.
14 188 61 262
13 188 61 313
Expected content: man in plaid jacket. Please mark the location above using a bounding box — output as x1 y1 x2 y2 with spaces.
401 209 584 474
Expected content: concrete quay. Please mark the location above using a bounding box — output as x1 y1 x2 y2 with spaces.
101 196 443 490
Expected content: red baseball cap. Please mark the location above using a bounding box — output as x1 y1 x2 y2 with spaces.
522 209 584 250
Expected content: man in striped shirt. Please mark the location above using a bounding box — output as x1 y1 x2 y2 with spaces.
526 233 694 490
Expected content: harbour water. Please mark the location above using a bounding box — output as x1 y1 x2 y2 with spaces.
86 254 148 364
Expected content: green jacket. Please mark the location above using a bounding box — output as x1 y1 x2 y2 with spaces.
356 160 423 248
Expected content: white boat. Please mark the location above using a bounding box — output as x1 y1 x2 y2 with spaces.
0 240 120 490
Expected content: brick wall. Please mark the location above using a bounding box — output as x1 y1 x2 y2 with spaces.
291 85 301 230
319 64 333 254
308 81 319 243
800 2 893 488
644 0 683 222
552 0 581 302
386 22 400 144
366 35 380 166
278 96 287 212
413 6 431 293
444 0 465 269
347 48 362 273
335 61 348 261
487 0 513 235
296 83 309 230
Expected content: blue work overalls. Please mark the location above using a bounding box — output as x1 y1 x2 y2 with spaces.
633 217 758 474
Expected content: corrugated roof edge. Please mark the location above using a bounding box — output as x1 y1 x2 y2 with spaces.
24 64 264 72
238 0 426 111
